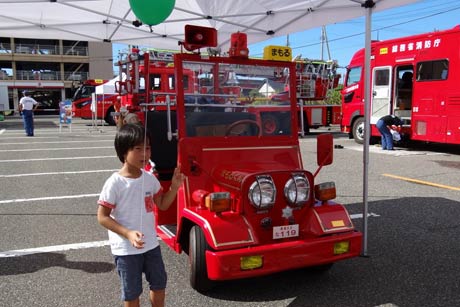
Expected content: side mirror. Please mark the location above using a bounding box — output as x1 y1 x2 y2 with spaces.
317 133 333 166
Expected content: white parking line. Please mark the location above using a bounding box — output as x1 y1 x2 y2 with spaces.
350 212 380 219
0 193 99 204
0 241 110 258
0 146 112 153
0 140 113 145
0 155 116 163
0 212 380 258
0 169 118 178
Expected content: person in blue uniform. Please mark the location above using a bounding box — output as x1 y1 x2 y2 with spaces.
376 114 402 150
18 90 38 136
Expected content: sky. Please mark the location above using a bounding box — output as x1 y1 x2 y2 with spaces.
113 0 460 76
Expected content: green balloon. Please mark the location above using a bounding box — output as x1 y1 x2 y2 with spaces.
129 0 175 26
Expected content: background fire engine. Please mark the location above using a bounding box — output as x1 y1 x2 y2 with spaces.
341 25 460 145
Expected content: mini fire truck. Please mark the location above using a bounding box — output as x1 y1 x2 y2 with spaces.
132 25 362 292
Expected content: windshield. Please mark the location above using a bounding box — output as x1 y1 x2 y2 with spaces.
72 85 95 100
345 66 362 86
182 60 293 137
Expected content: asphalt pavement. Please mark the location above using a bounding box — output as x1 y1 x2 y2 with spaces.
1 115 459 307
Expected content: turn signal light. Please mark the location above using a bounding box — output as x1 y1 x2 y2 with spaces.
205 192 231 212
314 182 336 201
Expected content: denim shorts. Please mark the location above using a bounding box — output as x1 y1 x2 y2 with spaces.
114 246 167 301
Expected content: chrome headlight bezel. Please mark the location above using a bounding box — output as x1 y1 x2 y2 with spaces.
248 175 276 209
284 173 310 207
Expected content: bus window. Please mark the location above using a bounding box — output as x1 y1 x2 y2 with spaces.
168 74 190 90
374 69 389 86
345 66 362 86
150 74 161 90
416 59 448 81
168 75 175 90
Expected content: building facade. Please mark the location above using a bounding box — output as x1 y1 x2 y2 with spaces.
0 37 113 114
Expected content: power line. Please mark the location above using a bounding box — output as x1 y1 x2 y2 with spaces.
288 5 460 53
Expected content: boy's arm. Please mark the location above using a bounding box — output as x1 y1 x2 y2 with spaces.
97 205 145 249
154 167 185 211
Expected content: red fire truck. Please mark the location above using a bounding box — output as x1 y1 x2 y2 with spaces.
138 25 362 292
115 46 341 135
341 25 460 145
71 79 119 125
271 56 342 135
114 49 195 119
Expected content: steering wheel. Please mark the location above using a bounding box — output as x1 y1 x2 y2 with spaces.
224 120 262 136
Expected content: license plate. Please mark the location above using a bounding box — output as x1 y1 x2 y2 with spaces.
273 224 299 239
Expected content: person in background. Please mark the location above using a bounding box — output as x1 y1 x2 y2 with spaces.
376 114 403 151
123 112 141 125
18 90 38 136
117 111 141 129
97 124 185 307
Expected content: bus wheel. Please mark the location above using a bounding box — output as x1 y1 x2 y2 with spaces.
104 107 116 126
189 226 214 292
352 117 365 144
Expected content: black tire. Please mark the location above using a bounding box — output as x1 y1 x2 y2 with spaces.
189 226 214 292
352 117 365 144
104 107 116 126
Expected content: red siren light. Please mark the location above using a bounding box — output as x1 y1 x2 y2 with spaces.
229 32 249 59
182 25 217 52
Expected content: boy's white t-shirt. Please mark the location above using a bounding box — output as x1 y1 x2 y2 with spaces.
98 170 162 256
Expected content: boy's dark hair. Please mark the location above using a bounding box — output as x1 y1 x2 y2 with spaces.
114 123 148 163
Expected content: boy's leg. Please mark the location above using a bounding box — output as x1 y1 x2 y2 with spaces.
124 297 140 307
149 289 165 307
144 247 167 307
115 254 144 306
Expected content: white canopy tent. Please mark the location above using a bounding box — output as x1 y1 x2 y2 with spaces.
95 72 126 95
0 0 417 51
0 0 421 254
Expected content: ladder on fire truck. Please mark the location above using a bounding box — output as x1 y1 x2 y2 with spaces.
294 26 339 100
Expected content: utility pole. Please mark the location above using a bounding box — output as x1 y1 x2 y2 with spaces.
320 26 331 61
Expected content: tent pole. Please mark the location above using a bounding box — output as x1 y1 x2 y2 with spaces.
361 0 374 257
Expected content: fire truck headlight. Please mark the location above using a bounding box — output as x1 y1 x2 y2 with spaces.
284 173 310 206
248 175 276 209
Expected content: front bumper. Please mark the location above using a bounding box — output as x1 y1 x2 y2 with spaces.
205 231 362 280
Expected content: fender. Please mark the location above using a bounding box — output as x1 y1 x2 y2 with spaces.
350 110 362 127
302 202 355 237
180 208 256 250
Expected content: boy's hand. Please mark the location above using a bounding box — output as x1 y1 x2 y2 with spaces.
127 230 145 249
170 166 186 191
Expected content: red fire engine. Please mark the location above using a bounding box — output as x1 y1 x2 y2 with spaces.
341 25 460 145
137 25 362 292
114 48 195 119
270 55 342 135
71 79 119 125
114 45 341 134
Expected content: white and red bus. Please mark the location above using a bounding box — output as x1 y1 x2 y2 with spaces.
341 25 460 145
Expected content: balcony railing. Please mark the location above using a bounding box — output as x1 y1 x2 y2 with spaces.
63 46 88 56
0 42 11 54
14 70 89 81
64 71 89 81
0 42 88 56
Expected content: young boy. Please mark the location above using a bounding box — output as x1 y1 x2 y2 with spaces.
97 123 185 307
